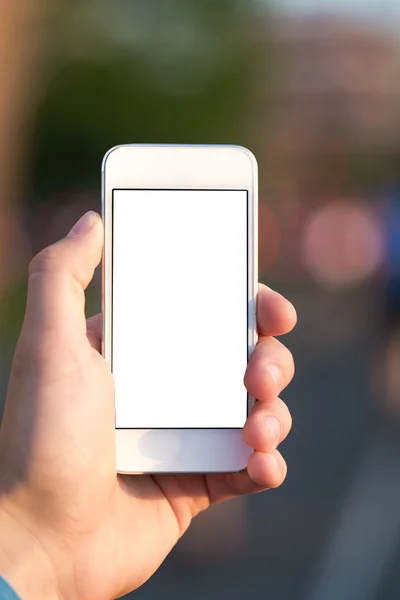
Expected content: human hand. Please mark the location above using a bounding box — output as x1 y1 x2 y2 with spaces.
0 211 296 600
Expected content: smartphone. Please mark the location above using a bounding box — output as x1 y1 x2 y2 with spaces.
102 145 258 474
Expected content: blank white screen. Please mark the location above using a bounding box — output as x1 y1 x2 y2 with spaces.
112 189 248 428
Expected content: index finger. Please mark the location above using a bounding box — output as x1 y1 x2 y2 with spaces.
257 284 297 337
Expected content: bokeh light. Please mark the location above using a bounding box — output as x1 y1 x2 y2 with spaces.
302 200 385 288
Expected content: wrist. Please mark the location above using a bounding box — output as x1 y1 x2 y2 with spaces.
0 498 63 600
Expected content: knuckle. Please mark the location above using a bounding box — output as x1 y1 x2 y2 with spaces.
261 398 292 430
244 358 276 399
257 336 295 374
29 245 62 276
262 398 292 441
245 338 295 399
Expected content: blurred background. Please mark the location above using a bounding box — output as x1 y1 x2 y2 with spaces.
2 0 400 598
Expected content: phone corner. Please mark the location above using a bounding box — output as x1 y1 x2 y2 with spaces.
116 467 143 475
231 145 258 173
235 463 249 475
225 458 250 476
101 145 125 174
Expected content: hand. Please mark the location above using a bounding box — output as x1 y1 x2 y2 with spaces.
0 211 296 600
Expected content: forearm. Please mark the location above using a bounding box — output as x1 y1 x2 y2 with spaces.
0 501 61 600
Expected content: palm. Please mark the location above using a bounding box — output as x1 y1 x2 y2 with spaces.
110 465 255 596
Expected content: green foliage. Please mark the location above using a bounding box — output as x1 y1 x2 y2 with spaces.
30 0 262 199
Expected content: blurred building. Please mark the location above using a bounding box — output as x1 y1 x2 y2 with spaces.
267 17 400 155
253 15 400 289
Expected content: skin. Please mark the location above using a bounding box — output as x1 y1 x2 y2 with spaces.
0 211 296 600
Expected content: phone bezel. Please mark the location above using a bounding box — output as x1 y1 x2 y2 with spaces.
102 144 258 474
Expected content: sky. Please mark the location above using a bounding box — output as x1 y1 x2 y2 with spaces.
269 0 400 25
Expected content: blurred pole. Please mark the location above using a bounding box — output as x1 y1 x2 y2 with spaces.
0 0 47 287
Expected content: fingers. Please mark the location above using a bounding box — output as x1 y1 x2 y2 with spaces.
240 396 291 490
244 336 295 400
23 212 103 344
243 397 292 453
257 284 297 337
247 449 287 488
234 299 295 495
207 448 288 503
193 285 296 505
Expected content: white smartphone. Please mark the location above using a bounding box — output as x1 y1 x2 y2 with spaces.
102 145 258 474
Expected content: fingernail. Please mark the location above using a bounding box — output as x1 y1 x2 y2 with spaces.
265 416 281 443
68 211 99 237
268 364 282 392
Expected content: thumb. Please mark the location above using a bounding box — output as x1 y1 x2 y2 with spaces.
23 211 103 344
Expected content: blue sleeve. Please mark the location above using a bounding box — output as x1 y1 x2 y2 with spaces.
0 577 21 600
